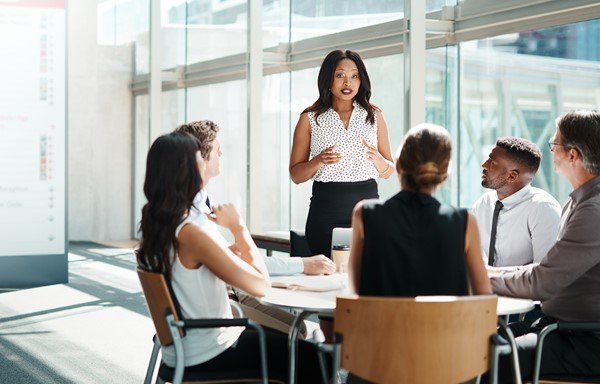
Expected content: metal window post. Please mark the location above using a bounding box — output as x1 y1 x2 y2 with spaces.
247 0 263 232
149 0 162 141
404 0 426 132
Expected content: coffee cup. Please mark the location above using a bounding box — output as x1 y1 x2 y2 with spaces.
331 244 351 273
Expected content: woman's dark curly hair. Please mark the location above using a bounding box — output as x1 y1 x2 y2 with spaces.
304 49 377 125
136 131 202 276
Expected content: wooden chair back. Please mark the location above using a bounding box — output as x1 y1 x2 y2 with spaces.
335 294 498 384
137 268 184 346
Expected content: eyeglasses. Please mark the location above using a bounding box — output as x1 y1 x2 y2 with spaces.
547 141 571 152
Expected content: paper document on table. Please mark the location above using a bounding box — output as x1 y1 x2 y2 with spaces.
270 274 345 292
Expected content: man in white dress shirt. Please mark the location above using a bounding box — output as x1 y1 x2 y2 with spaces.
176 120 335 337
472 137 561 267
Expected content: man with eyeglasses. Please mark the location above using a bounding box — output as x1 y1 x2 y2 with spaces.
489 110 600 382
472 137 561 268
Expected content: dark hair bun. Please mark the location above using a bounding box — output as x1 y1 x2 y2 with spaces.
396 124 452 191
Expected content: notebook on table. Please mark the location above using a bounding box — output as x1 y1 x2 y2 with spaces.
270 274 345 292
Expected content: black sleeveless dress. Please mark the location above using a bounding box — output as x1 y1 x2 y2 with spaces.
358 191 469 296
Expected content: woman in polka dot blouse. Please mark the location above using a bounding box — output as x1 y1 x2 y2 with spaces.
289 49 395 258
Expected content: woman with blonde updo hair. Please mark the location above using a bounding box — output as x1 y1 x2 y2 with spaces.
348 123 491 296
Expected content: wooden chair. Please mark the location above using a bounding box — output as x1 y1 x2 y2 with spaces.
137 268 273 384
330 295 506 384
531 322 600 384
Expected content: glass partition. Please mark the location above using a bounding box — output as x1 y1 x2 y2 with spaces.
131 2 600 239
458 19 600 207
263 0 290 49
364 54 404 201
261 72 291 233
426 45 459 205
186 80 248 220
183 0 248 65
290 0 403 42
289 66 318 231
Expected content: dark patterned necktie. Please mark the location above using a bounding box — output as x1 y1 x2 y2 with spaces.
488 200 504 266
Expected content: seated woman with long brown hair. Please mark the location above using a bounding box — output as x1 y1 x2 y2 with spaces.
349 123 491 296
136 131 326 383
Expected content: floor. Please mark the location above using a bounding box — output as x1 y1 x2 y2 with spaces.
0 242 331 384
0 242 154 383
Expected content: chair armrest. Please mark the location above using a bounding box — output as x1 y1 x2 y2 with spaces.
557 322 600 331
179 318 251 328
230 300 245 318
166 315 269 384
533 321 600 384
492 333 510 351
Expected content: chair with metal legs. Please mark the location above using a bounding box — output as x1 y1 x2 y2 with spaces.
531 322 600 384
316 295 514 384
138 267 277 384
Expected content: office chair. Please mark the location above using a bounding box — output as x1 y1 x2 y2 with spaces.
330 227 352 249
318 295 511 384
137 268 277 384
531 322 600 384
290 229 312 257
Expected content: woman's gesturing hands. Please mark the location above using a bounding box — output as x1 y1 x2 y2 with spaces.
362 138 392 176
318 144 342 165
362 138 382 163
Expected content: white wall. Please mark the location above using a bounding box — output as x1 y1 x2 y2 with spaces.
68 0 133 241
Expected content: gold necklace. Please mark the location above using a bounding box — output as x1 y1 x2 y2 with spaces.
338 110 352 127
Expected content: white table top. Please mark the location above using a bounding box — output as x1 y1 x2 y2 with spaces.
263 274 535 316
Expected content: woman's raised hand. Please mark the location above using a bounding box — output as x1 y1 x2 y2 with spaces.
362 138 382 163
207 203 245 232
318 144 342 165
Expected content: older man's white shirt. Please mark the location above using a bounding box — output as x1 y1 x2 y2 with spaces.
471 184 561 267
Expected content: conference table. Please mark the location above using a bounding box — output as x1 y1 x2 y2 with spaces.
262 273 535 384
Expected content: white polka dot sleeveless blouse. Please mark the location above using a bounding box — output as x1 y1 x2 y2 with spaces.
309 101 379 182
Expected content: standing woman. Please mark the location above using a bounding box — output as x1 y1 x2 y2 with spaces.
289 49 395 258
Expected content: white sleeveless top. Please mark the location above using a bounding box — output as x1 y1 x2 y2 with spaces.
309 101 379 182
161 216 243 367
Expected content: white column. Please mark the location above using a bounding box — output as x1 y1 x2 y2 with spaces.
133 0 161 237
403 0 426 132
149 0 162 141
247 0 263 232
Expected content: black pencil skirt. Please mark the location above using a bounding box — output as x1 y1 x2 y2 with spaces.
305 179 378 258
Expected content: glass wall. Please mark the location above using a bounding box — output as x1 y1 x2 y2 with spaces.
458 19 600 207
290 1 403 42
261 72 290 232
187 80 248 220
426 45 459 205
363 54 405 201
289 66 318 231
131 1 600 238
263 0 290 48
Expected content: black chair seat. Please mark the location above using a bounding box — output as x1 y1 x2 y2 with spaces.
158 362 286 384
538 375 600 383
